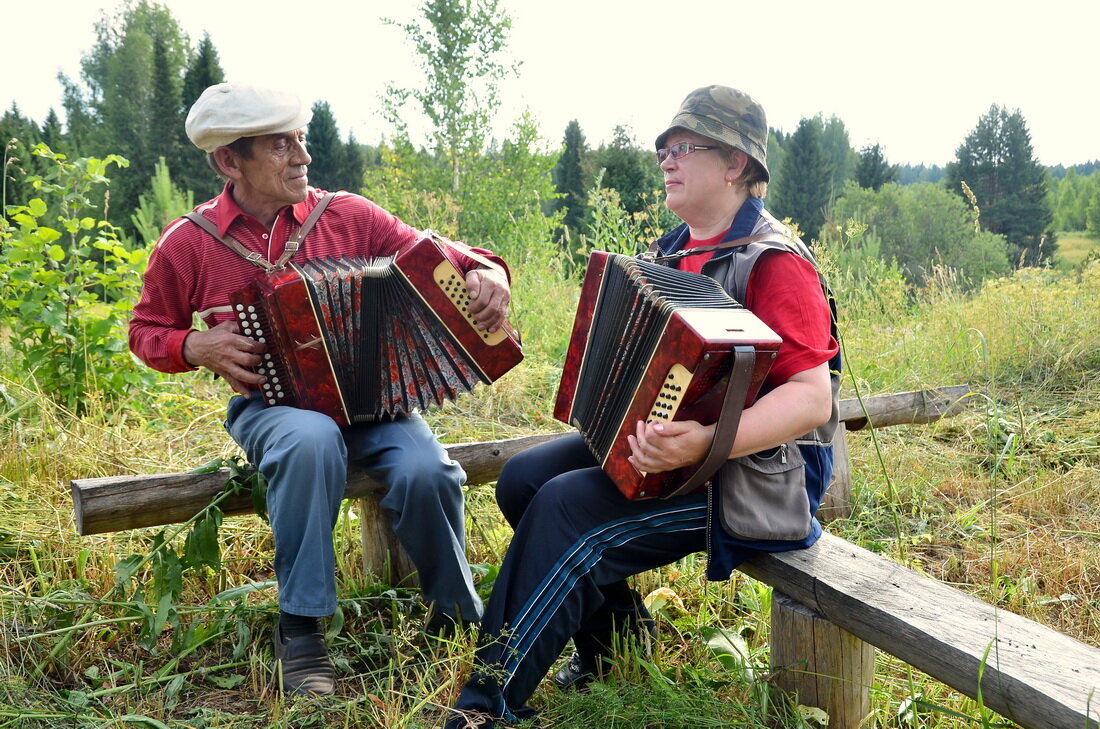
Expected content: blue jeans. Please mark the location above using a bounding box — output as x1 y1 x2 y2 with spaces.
225 395 483 620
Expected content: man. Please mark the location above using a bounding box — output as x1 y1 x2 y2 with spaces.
129 83 512 696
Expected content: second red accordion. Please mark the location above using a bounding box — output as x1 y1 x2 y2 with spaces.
229 235 523 426
554 251 782 499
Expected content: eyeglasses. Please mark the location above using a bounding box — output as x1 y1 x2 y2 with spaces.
656 143 718 164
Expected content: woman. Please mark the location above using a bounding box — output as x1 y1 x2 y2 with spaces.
444 85 841 729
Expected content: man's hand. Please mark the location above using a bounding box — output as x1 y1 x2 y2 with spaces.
182 320 267 397
465 266 511 333
627 420 715 474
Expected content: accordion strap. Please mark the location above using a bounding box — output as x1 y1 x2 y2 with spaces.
184 192 339 271
663 346 756 499
643 233 773 264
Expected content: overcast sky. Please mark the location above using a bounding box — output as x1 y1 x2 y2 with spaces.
3 0 1097 167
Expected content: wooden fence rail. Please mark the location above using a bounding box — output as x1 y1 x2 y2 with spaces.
71 385 969 535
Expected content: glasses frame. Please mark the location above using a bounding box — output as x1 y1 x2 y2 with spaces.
656 142 719 164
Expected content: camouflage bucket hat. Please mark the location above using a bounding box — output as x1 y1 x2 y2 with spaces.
655 85 769 181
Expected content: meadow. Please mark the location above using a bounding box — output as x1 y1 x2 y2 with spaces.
0 237 1098 728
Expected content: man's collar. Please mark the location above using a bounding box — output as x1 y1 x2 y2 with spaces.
212 182 311 236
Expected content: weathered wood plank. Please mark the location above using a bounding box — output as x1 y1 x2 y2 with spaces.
741 532 1100 729
71 386 970 535
839 384 970 431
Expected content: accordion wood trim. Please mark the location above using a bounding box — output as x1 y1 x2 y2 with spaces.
554 251 782 499
229 235 523 426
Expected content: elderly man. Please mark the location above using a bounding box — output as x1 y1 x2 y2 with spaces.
129 83 512 696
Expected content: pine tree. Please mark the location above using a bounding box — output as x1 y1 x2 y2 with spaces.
149 31 181 178
553 120 588 236
771 117 832 242
177 32 225 201
306 101 347 193
855 143 898 191
593 125 660 216
946 104 1052 266
341 134 366 194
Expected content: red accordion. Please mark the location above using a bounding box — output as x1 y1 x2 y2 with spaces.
229 235 523 426
554 251 782 499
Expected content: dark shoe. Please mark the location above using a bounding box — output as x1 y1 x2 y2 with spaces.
272 627 335 696
425 605 477 639
552 652 600 692
443 709 498 728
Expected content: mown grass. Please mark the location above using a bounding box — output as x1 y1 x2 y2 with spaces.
1052 230 1099 269
1 256 1098 728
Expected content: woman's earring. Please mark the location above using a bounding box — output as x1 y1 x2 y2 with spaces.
726 180 733 187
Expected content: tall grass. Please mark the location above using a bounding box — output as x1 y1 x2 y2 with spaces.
1 253 1098 727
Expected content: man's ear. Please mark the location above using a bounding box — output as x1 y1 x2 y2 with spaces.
211 147 241 180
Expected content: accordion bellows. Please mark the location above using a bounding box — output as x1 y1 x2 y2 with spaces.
555 252 782 499
230 236 523 425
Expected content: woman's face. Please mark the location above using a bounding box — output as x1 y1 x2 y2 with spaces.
659 129 740 223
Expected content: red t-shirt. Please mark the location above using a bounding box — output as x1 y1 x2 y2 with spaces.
678 244 837 388
129 184 507 374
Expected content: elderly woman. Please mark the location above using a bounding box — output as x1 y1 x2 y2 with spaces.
445 86 840 729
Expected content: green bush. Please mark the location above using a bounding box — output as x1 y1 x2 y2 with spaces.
0 144 154 413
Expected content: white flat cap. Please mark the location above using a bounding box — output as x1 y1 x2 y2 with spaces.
185 83 313 152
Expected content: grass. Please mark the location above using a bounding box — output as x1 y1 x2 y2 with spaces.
1 255 1098 728
1052 230 1100 269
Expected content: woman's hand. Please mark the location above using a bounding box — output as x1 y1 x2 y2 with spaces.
627 419 716 473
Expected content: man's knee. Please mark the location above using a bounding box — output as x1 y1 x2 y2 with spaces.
267 411 345 462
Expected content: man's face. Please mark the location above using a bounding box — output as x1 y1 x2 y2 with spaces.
233 129 312 211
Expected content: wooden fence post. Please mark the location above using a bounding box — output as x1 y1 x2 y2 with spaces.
770 590 874 729
357 493 418 587
818 422 852 523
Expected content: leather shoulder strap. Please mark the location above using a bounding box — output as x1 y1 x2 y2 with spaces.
182 192 339 271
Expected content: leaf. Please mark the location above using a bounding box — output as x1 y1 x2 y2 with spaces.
643 586 685 614
113 554 144 590
47 245 66 262
183 508 223 571
701 625 754 680
118 715 172 729
206 673 246 689
28 198 48 216
213 579 277 603
36 226 62 244
798 705 830 726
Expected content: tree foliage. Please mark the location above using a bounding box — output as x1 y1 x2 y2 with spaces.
384 0 518 194
65 1 191 230
855 143 898 191
591 125 661 216
770 116 832 242
826 181 1011 287
553 120 589 237
945 104 1052 266
0 145 153 412
177 32 226 201
306 101 348 193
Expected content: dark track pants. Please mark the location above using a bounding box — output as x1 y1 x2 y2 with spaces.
448 434 707 724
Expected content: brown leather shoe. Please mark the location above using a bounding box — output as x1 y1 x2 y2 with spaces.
272 626 335 696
